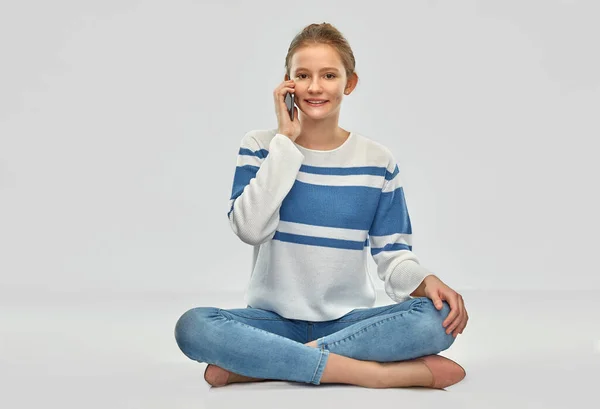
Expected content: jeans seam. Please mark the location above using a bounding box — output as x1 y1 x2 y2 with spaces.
311 349 326 384
221 309 288 321
216 310 296 342
322 299 425 349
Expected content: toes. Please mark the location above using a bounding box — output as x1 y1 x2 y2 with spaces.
204 364 230 387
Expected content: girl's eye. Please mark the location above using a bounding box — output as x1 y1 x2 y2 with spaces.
296 73 336 79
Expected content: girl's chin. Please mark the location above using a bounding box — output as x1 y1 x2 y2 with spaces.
299 105 335 118
300 112 330 120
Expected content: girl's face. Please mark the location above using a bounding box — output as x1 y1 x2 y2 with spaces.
288 44 353 120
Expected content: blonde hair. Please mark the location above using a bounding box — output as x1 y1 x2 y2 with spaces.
285 22 357 82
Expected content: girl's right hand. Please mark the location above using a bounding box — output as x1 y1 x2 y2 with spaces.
273 79 301 141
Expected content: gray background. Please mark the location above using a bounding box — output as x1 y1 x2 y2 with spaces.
1 0 599 299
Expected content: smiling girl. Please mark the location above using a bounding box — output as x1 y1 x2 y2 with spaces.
175 22 468 390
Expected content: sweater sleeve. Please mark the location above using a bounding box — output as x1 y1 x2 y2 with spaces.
368 159 433 302
227 132 305 245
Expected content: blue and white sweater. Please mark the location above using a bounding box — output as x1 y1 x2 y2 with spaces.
227 129 433 321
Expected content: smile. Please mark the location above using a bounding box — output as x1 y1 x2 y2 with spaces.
305 100 329 106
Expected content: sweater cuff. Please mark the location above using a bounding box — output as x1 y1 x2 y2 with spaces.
387 260 433 301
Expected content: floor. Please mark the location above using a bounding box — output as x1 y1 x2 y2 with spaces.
1 289 598 409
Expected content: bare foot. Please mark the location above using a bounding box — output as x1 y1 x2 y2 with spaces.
305 340 434 388
204 364 266 387
380 360 435 388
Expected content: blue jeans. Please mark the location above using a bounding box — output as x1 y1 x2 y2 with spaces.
174 296 456 385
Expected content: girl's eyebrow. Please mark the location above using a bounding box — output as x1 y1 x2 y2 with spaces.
295 67 340 72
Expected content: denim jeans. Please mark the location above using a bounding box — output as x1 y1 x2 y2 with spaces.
174 296 456 385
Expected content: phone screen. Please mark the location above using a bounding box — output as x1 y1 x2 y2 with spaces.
284 92 295 120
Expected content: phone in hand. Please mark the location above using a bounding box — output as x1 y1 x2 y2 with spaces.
284 92 295 121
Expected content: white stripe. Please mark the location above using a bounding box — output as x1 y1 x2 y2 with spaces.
382 173 404 193
296 172 383 188
369 232 413 248
238 154 264 167
277 220 367 242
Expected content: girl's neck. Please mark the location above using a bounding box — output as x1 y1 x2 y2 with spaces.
294 115 348 150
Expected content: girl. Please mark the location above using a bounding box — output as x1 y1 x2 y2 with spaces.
175 22 468 389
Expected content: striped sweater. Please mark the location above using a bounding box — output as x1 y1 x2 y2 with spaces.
227 129 433 321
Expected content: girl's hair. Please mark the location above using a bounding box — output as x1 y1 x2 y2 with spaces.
285 22 357 82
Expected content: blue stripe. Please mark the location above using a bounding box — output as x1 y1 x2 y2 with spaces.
385 165 399 181
230 165 259 200
239 147 269 159
280 181 381 230
236 147 394 178
227 155 405 233
299 165 387 177
369 186 412 236
370 242 412 256
273 231 368 250
237 145 397 178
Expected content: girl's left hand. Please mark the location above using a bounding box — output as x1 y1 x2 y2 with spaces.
423 276 469 337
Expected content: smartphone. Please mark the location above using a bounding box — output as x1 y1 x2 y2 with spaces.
284 92 295 121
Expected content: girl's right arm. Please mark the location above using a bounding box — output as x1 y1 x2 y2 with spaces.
227 131 304 245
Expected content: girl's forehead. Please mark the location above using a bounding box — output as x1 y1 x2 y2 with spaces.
291 45 343 69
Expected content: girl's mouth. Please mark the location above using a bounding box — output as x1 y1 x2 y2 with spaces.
305 100 329 107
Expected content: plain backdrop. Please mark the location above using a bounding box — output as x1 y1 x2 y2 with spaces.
1 0 599 301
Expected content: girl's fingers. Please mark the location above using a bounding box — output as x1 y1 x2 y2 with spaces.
449 297 462 336
273 86 295 108
273 84 294 107
273 82 295 97
452 296 467 337
444 294 462 335
442 294 459 329
282 86 295 95
273 80 298 134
